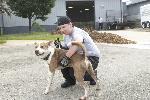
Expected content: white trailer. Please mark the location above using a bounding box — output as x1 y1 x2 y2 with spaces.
140 4 150 28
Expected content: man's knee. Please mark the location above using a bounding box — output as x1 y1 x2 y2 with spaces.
88 56 99 69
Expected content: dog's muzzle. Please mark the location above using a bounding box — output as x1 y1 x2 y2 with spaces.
35 50 44 56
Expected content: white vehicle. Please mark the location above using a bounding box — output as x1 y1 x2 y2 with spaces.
140 4 150 28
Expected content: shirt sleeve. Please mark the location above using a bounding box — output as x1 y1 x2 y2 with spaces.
72 32 84 42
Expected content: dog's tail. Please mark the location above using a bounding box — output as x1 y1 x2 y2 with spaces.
71 41 87 58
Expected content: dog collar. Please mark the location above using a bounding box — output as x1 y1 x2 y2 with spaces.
43 53 50 60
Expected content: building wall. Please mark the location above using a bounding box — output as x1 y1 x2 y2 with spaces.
1 0 66 34
95 0 121 22
94 0 122 29
127 0 150 21
4 0 67 26
0 0 122 34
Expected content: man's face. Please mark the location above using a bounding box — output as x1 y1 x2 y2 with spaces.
58 23 73 35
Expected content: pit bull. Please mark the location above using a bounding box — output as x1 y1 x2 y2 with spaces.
34 41 100 100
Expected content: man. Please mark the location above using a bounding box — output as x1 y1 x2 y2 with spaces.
98 17 103 30
55 16 100 88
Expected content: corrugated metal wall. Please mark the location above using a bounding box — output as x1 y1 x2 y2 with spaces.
0 0 122 33
94 0 122 29
95 0 121 22
2 0 66 27
127 1 150 21
1 0 67 33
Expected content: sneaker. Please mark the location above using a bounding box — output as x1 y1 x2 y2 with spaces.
90 80 96 85
61 81 76 88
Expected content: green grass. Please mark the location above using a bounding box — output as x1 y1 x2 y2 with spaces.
0 32 63 44
0 40 6 44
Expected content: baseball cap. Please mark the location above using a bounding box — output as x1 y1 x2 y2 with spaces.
57 16 71 26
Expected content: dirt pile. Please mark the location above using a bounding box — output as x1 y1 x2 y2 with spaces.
84 28 136 44
53 28 136 44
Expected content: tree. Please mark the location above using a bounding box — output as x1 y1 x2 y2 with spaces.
7 0 56 32
0 0 11 15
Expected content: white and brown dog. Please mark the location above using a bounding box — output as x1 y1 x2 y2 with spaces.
34 41 100 100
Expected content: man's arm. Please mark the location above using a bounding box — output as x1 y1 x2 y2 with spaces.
59 33 84 67
59 41 81 68
65 39 82 58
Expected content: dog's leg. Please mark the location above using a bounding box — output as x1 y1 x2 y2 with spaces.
44 71 55 95
73 64 88 100
75 75 89 100
79 81 89 100
86 62 101 90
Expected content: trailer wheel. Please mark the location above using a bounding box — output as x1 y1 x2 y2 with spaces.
142 23 146 29
147 22 150 28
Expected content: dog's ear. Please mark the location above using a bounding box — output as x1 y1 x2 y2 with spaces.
47 41 53 46
34 42 37 45
34 42 39 48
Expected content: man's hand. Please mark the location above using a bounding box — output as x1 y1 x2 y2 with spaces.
54 38 69 50
54 38 62 48
59 56 70 67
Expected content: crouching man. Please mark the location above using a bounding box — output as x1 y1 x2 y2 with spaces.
55 16 100 88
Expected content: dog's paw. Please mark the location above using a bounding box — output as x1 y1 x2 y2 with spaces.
79 96 86 100
96 80 102 91
96 85 101 91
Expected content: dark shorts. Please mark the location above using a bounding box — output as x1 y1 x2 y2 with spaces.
61 56 100 82
88 56 99 70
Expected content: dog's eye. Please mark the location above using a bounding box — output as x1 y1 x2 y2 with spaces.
40 46 44 48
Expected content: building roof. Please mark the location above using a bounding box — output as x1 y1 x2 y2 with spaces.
128 0 147 5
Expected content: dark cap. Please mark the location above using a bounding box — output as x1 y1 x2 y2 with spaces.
57 16 71 26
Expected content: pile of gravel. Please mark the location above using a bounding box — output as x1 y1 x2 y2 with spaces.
52 27 136 44
84 28 136 44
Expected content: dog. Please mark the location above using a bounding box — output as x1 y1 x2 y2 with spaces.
34 41 100 100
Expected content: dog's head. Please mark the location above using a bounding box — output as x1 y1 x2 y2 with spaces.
34 41 54 58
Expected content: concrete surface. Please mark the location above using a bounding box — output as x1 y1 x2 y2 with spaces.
99 30 150 49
